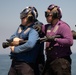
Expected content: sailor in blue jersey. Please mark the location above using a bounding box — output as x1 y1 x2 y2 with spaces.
8 6 44 75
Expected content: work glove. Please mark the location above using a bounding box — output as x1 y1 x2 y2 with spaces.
46 36 56 42
39 35 61 42
33 21 42 33
46 35 61 42
38 36 55 43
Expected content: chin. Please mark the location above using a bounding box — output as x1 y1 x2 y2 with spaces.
21 23 25 25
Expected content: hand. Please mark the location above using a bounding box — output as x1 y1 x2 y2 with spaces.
33 23 42 33
11 37 23 46
46 36 55 42
10 46 15 52
38 36 55 43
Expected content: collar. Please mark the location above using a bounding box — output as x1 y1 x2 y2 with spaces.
20 23 34 29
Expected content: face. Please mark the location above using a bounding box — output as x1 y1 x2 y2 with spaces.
21 17 28 26
45 10 53 23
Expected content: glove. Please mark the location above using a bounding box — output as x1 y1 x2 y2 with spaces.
38 36 55 43
33 21 42 33
39 35 61 43
46 36 55 42
46 35 62 42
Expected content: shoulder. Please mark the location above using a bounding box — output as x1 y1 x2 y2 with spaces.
30 27 39 34
58 20 71 34
58 20 70 29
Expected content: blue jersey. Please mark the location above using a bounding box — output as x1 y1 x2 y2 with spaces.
10 24 40 63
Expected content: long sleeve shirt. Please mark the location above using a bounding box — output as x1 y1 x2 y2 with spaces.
10 24 40 63
10 24 39 53
42 20 73 60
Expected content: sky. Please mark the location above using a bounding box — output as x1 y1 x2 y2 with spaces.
0 0 76 54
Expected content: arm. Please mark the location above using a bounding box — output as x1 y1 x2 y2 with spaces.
55 24 73 46
12 29 39 53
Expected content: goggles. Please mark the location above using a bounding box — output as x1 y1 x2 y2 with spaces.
45 11 52 18
20 13 27 19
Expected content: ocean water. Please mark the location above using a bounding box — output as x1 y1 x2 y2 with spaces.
0 54 76 75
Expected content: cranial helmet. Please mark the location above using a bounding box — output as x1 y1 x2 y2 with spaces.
20 6 38 20
48 4 62 19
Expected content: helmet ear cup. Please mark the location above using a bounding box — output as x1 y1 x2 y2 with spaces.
26 13 34 23
27 15 34 22
52 12 58 18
